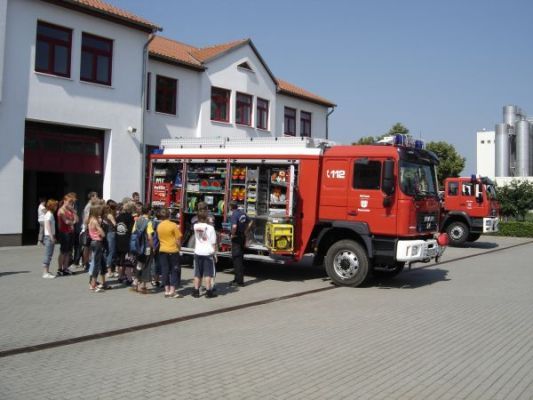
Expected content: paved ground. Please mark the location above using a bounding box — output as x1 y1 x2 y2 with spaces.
0 236 532 399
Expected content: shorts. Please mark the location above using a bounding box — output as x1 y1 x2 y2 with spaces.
193 255 215 278
58 231 73 253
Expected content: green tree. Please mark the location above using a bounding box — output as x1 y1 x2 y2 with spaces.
386 122 410 136
426 141 465 187
353 123 411 145
496 180 533 221
352 136 376 145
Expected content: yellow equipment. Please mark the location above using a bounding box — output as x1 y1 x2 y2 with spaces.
265 222 294 252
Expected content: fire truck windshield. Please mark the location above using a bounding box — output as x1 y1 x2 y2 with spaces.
485 183 497 200
399 161 438 198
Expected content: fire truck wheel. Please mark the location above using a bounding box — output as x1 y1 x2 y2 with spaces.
325 240 369 287
446 221 469 246
467 233 481 242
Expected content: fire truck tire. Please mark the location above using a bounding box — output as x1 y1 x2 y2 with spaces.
446 221 469 246
467 233 481 242
325 240 369 287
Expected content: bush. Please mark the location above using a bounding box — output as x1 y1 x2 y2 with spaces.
492 221 533 238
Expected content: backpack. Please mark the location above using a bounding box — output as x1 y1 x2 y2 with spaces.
151 219 160 253
129 217 149 256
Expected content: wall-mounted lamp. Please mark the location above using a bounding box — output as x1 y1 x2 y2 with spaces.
127 126 137 134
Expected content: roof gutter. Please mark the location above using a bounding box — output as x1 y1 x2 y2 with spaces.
141 32 159 201
326 106 336 140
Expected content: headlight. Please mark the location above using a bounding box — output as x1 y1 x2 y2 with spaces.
410 245 420 256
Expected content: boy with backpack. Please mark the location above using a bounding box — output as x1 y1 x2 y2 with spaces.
130 205 154 294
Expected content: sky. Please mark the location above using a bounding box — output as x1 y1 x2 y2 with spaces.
112 0 533 174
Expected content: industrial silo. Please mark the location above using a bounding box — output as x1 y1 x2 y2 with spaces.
529 123 533 176
495 123 509 177
516 120 530 176
503 105 517 126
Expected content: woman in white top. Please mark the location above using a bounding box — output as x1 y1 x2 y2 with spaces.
192 204 218 298
41 199 59 279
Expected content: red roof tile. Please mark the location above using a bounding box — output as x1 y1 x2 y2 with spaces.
149 36 203 69
45 0 161 32
190 39 248 63
277 79 336 107
149 36 335 107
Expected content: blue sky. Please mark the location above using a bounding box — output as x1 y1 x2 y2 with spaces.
113 0 533 174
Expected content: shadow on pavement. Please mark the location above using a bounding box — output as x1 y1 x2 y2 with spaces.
0 271 30 277
372 267 450 289
239 262 326 283
463 241 499 249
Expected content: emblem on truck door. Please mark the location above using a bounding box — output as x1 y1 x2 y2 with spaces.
326 170 346 179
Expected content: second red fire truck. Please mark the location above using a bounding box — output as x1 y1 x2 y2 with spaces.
148 136 447 287
440 176 499 246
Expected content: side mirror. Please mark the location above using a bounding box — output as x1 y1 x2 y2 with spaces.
382 160 395 196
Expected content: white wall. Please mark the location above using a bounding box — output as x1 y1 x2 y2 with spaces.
476 130 495 178
144 59 201 146
276 94 328 139
0 0 149 236
198 45 278 139
145 43 331 145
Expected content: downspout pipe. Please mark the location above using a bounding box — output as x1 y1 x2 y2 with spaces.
326 106 336 140
140 32 158 202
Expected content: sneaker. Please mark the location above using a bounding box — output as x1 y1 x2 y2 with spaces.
171 292 183 298
42 273 56 279
191 289 200 298
94 287 104 293
205 290 217 298
62 269 72 276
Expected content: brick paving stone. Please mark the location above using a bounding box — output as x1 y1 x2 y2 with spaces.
0 237 532 399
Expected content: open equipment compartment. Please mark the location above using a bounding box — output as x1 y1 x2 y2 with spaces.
149 158 184 220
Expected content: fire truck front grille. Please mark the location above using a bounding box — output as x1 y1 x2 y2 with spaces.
416 212 438 232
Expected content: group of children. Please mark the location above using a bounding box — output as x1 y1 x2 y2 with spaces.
38 192 233 299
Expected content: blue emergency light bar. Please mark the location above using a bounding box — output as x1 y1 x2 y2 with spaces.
379 134 425 149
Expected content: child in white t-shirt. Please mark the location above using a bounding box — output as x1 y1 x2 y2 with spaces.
192 204 217 298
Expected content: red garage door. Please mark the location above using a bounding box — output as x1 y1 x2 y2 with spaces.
24 122 103 174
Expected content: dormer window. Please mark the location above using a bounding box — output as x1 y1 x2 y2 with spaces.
237 61 253 72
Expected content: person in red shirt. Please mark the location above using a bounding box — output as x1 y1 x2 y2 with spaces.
57 195 78 276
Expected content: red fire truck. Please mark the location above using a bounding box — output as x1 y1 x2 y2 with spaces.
440 176 499 246
148 136 446 287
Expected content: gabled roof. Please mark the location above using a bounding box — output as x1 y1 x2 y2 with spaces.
191 39 248 63
149 36 335 108
277 79 336 108
40 0 162 33
148 36 203 70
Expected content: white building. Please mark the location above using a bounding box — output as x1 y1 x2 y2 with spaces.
476 130 495 178
0 0 335 246
145 36 334 146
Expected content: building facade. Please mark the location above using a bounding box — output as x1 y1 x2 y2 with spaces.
476 130 495 178
0 0 335 246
